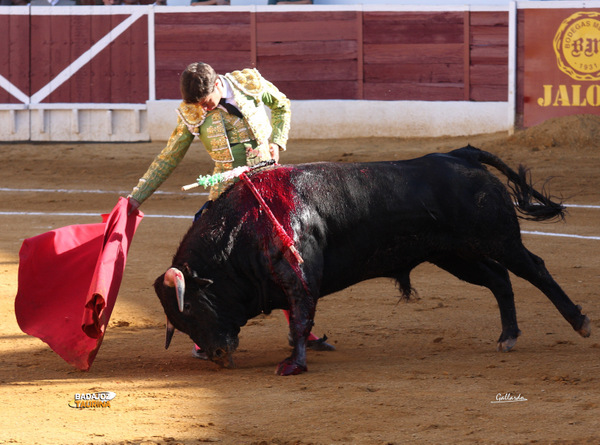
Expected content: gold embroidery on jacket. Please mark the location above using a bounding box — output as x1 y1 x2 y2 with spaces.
176 102 207 136
199 111 234 163
226 69 262 97
130 69 290 204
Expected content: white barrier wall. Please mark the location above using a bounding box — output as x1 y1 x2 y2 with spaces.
288 101 509 139
146 100 510 141
0 107 149 142
1 100 509 142
0 108 30 141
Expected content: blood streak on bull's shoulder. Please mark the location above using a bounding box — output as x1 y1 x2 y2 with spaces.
242 166 300 254
241 166 313 298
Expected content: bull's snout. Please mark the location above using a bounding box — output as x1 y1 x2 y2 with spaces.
214 348 227 359
204 335 239 368
209 347 235 368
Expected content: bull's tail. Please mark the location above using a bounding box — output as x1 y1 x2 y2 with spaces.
453 145 566 222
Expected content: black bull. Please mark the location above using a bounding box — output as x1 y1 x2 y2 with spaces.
155 146 591 375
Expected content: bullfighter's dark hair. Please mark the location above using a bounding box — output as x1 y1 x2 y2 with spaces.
180 62 218 104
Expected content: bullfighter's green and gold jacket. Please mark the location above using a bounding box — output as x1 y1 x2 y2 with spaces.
130 68 291 202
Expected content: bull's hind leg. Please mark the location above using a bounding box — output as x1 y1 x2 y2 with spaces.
501 246 590 338
431 256 521 351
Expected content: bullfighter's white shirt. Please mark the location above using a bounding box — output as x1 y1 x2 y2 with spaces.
218 75 240 111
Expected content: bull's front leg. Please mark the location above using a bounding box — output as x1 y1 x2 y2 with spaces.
269 234 321 375
277 302 315 375
277 299 315 376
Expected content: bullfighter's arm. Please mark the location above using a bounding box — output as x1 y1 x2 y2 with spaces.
261 79 291 151
129 119 194 204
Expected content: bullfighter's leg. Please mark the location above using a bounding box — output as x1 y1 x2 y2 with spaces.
431 256 521 351
500 245 590 337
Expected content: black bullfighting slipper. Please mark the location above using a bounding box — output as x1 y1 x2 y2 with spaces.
308 335 336 351
288 333 336 351
192 344 209 360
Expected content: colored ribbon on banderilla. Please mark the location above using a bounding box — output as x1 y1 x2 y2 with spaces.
181 163 265 191
181 160 303 264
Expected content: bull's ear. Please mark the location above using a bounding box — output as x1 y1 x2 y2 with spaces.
194 277 213 289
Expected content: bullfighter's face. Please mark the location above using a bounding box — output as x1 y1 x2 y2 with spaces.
198 78 224 111
155 267 240 367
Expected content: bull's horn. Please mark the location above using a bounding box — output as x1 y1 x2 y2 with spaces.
164 267 186 312
165 318 175 350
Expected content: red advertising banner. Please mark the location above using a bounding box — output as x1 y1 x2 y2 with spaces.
524 8 600 127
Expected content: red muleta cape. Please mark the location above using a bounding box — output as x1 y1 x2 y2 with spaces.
15 197 143 371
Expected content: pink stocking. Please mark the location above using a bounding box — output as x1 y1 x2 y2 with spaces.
282 310 319 341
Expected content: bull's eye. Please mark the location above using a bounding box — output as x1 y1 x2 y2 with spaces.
184 303 191 311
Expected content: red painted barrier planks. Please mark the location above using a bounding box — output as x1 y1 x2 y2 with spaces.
363 11 464 45
69 14 94 103
469 11 508 102
154 11 253 100
1 7 510 107
256 10 360 100
275 80 359 101
257 40 358 62
0 14 8 103
363 11 466 101
50 15 73 103
129 14 149 104
364 82 465 101
109 13 148 103
364 43 464 64
256 11 358 42
28 12 148 104
0 13 30 103
364 62 464 84
30 14 53 102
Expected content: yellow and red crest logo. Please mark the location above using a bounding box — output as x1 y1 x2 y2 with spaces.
554 11 600 81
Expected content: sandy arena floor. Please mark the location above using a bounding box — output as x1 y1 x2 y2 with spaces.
1 115 599 444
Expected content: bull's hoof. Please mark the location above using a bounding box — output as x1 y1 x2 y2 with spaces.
276 358 307 376
577 315 591 338
497 329 521 352
497 337 518 352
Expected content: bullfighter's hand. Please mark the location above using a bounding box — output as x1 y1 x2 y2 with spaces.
269 143 280 163
128 197 141 215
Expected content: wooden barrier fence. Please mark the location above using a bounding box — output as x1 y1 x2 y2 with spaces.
2 3 599 141
0 6 508 105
